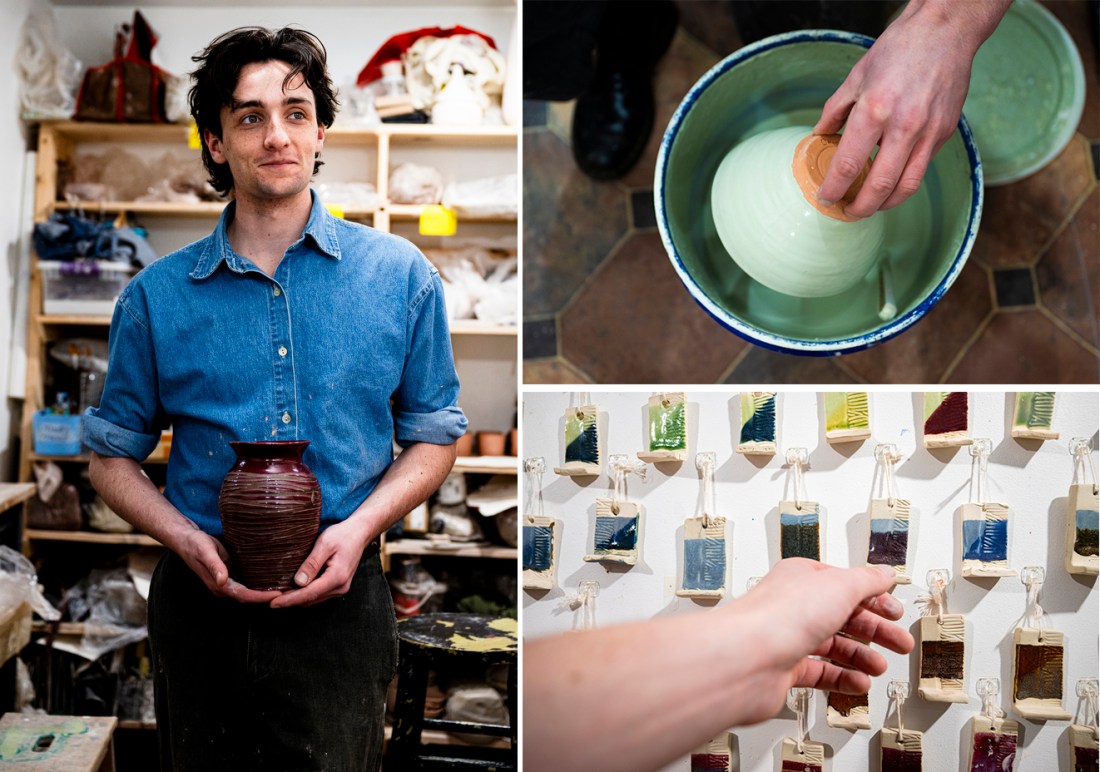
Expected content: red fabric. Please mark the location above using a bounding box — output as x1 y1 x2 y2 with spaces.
356 25 497 87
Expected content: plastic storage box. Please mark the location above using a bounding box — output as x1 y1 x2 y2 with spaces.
39 260 136 316
32 410 82 455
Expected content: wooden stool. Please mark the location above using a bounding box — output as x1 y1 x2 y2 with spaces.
0 714 116 771
384 613 517 771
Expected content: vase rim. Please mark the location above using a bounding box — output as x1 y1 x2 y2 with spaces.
229 440 310 448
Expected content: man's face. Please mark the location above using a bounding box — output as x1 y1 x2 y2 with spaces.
205 59 325 205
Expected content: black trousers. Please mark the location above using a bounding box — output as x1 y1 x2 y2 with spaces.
149 549 397 772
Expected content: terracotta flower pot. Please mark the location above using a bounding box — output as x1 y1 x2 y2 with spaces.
455 432 474 457
477 431 506 457
218 440 321 591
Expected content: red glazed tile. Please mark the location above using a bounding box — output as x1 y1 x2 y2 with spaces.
842 259 993 383
560 231 746 383
945 310 1099 383
522 130 630 317
522 358 593 385
1037 187 1100 347
973 135 1096 269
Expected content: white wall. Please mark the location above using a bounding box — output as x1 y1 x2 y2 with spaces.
50 4 514 92
522 389 1100 772
0 0 53 479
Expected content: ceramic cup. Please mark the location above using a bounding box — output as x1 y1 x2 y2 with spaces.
710 126 886 297
656 30 983 355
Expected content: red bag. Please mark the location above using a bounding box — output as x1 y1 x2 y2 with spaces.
74 11 171 123
356 25 497 87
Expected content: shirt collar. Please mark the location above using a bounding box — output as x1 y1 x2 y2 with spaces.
190 189 342 280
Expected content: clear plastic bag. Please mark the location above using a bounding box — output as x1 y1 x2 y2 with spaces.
17 12 83 119
0 546 60 622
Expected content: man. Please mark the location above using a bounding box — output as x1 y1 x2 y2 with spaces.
83 26 465 771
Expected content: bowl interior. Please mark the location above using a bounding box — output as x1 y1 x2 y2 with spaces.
659 35 979 350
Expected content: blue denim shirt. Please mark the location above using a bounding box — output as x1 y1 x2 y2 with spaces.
83 192 467 535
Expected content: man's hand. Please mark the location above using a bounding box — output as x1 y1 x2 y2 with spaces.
814 0 1010 218
269 517 372 608
176 528 281 603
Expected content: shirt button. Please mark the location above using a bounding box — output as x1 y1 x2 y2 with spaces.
278 346 288 357
282 412 292 424
273 287 282 297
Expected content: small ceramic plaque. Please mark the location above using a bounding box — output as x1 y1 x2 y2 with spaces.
780 737 825 771
1068 724 1099 771
1011 392 1059 440
583 497 642 566
826 691 869 729
967 715 1018 772
1012 627 1072 720
824 392 871 444
1066 482 1099 575
959 502 1016 578
737 391 777 455
780 501 822 561
522 515 558 591
880 727 923 771
866 497 912 584
638 393 688 462
923 392 972 448
554 404 601 476
690 734 734 772
917 614 968 703
677 516 727 598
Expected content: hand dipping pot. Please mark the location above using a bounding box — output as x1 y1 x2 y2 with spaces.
655 30 983 355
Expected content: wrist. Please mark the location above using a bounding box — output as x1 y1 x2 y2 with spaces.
910 0 1012 55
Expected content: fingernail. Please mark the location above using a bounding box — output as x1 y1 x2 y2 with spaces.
880 594 902 616
816 191 835 206
296 572 309 585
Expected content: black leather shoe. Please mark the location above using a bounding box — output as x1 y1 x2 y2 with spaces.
571 69 655 181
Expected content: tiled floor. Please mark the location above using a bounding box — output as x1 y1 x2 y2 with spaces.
522 0 1100 384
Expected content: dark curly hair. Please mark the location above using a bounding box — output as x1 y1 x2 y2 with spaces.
189 27 339 196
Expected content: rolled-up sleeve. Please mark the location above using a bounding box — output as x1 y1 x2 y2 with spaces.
82 287 166 461
392 266 467 447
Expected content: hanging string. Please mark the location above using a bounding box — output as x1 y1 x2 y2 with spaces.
1021 566 1046 634
524 457 545 523
1071 437 1098 495
875 444 900 506
917 569 948 624
696 452 716 528
787 688 810 754
786 448 808 511
977 677 1004 731
609 454 647 514
970 439 991 505
1078 679 1099 739
888 681 910 740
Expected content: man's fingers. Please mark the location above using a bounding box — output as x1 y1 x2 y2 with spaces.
811 633 888 677
879 136 937 211
843 606 914 655
815 112 881 206
793 657 872 695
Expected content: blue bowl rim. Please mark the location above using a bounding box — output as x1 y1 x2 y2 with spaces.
654 29 984 357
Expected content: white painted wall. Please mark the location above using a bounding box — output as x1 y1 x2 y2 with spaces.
522 389 1100 772
0 0 52 479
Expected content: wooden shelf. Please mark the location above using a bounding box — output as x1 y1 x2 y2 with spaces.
0 482 36 514
383 723 510 749
25 528 160 547
385 538 515 560
36 313 112 326
27 452 169 466
453 456 518 475
449 321 516 336
51 200 226 217
387 203 516 223
117 720 156 731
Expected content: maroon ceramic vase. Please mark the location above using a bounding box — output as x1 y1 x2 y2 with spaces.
218 440 321 591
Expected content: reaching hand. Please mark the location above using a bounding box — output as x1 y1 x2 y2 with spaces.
814 0 1009 218
728 559 914 725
